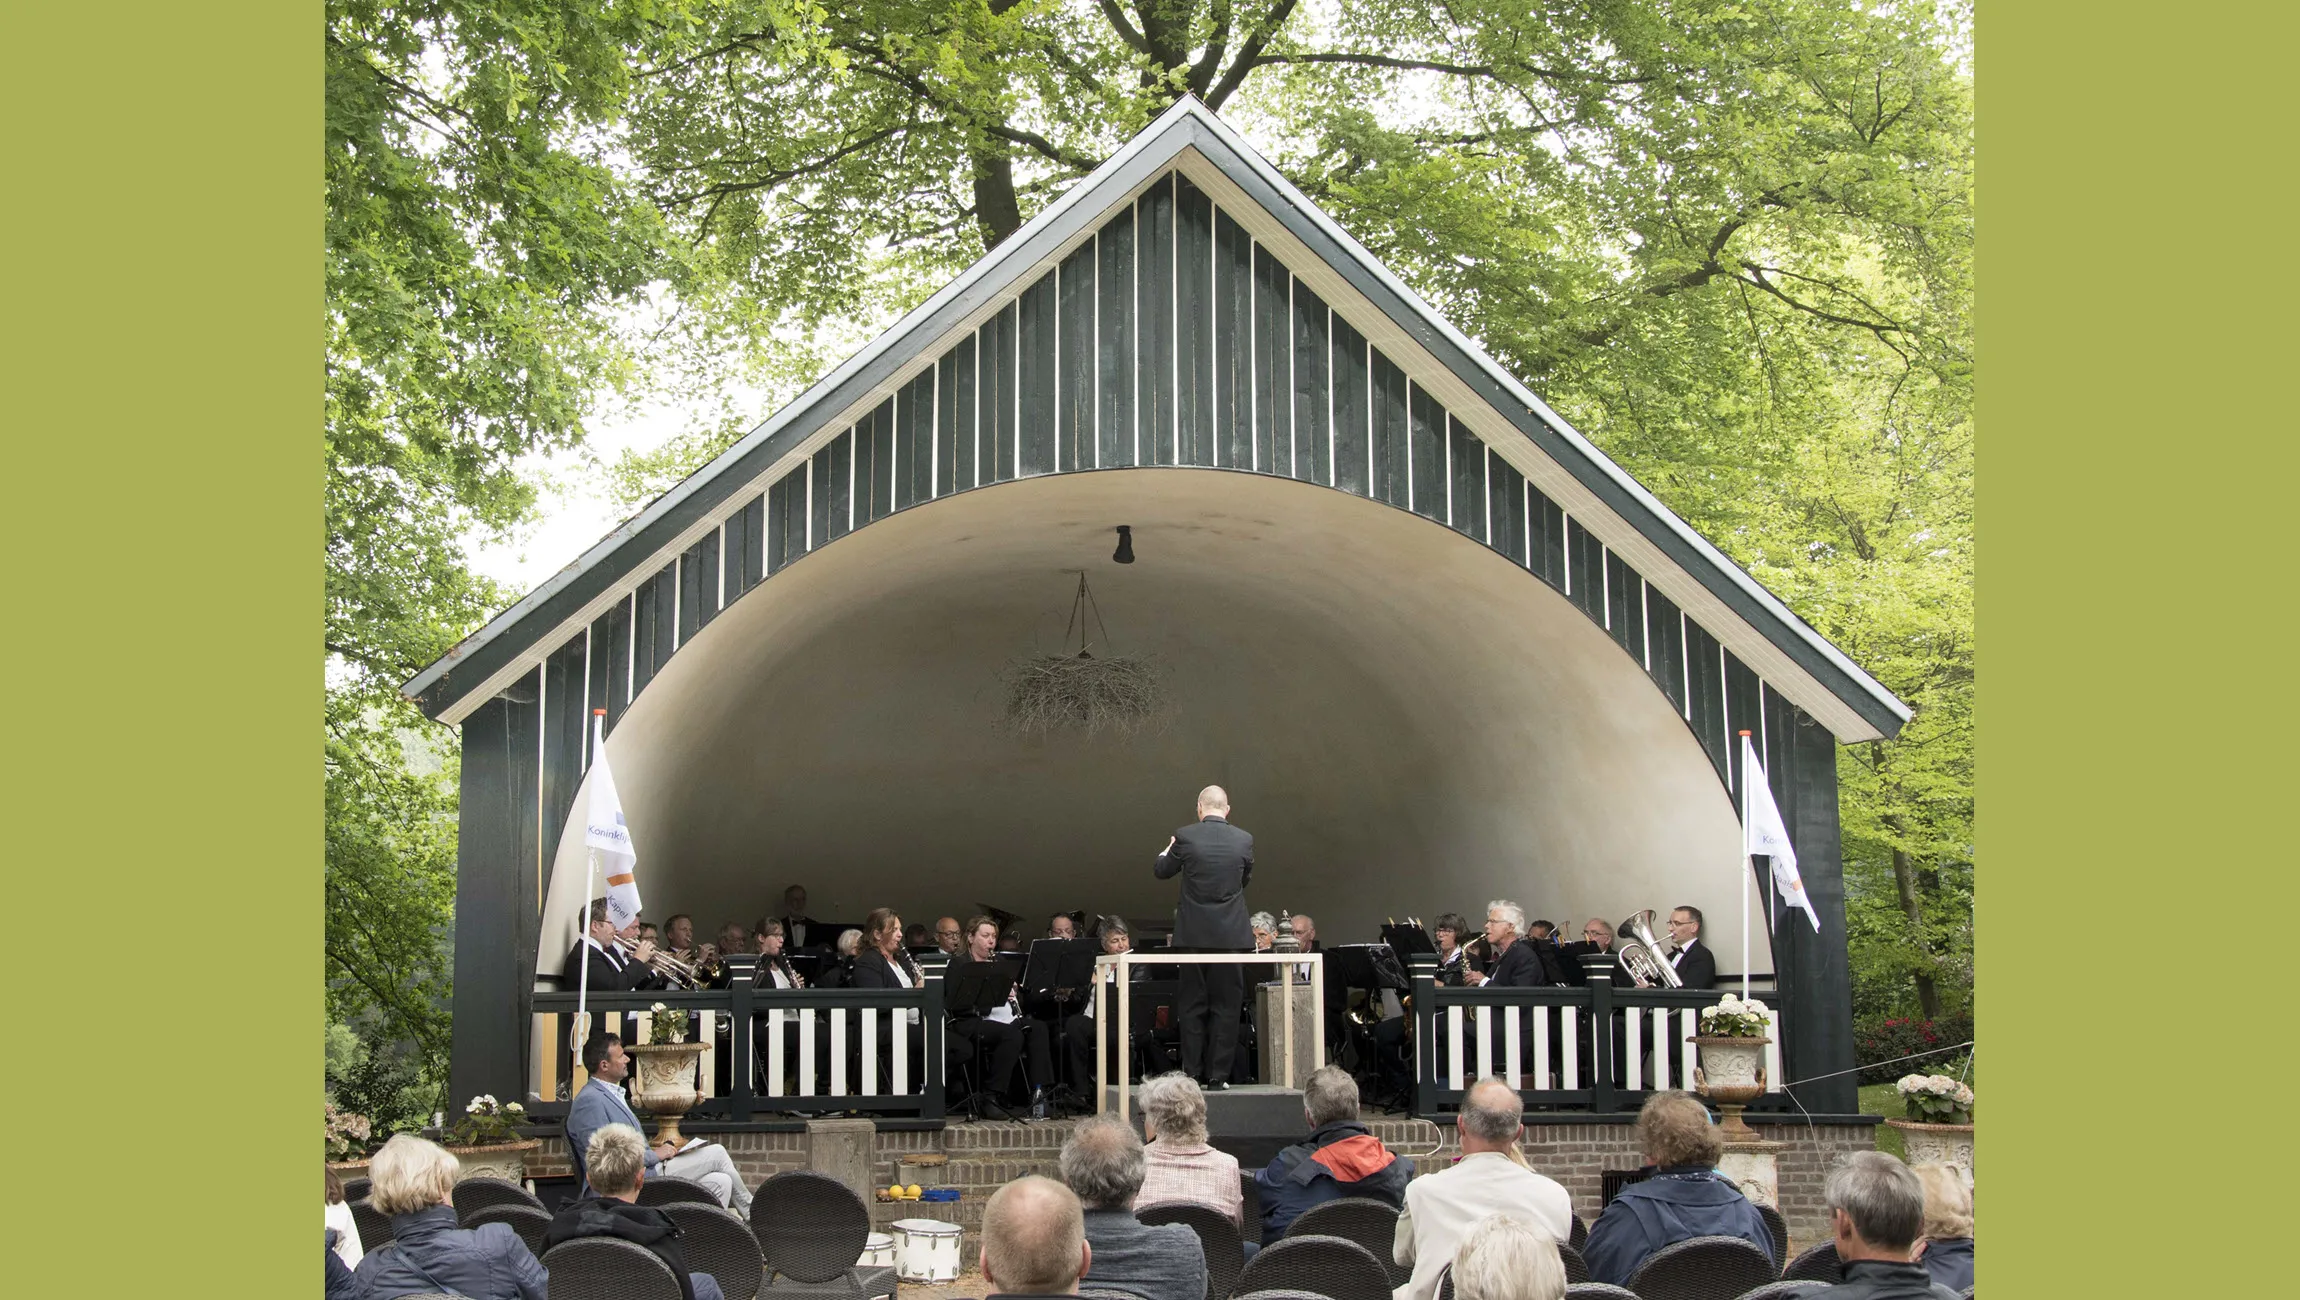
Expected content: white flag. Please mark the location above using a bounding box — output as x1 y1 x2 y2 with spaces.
1742 734 1819 932
585 715 642 930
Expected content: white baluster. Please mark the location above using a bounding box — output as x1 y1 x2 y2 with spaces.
1533 1006 1551 1089
1624 1008 1643 1090
800 1009 818 1097
767 1009 787 1098
1446 1005 1465 1091
1561 1007 1579 1089
1765 1008 1783 1092
1503 1007 1523 1089
862 1008 880 1097
1474 1006 1494 1081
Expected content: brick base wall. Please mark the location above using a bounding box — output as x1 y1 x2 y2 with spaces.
527 1113 1875 1254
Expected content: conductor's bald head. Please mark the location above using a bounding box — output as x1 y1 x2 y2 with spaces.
1197 785 1230 815
980 1175 1088 1294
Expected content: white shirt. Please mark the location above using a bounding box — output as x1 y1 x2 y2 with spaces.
325 1199 363 1270
1393 1151 1575 1300
764 959 796 989
888 956 922 1025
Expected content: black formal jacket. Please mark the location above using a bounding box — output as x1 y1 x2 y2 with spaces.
1559 940 1628 987
563 940 656 992
1484 939 1544 987
1155 815 1255 948
1669 938 1718 990
851 948 923 990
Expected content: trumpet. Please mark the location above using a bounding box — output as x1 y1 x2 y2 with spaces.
615 937 722 989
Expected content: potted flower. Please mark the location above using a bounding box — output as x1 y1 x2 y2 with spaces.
442 1094 541 1183
325 1102 375 1174
624 1003 710 1146
1886 1074 1974 1182
1691 994 1772 1139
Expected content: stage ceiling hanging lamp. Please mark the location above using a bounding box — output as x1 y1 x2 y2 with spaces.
1000 568 1169 739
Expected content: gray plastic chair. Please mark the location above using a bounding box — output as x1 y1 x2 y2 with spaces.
349 1199 395 1250
1624 1234 1778 1300
453 1176 545 1222
1559 1241 1591 1285
1755 1203 1789 1272
1286 1198 1407 1285
750 1170 896 1300
1563 1286 1642 1300
662 1202 767 1300
541 1236 685 1300
1235 1233 1391 1300
1569 1214 1588 1252
1781 1242 1843 1284
1137 1201 1247 1300
637 1175 723 1209
463 1202 552 1258
1734 1282 1832 1300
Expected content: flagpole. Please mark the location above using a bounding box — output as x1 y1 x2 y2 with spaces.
575 709 606 1060
1738 730 1752 1001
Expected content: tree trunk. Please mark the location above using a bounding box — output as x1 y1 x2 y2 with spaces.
971 148 1023 248
1888 839 1940 1019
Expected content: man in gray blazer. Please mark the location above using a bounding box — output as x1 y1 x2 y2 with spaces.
1155 785 1254 1088
567 1032 752 1214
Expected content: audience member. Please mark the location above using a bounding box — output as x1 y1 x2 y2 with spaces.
1253 1064 1412 1243
1809 1152 1962 1299
545 1123 727 1300
1583 1091 1773 1285
328 1230 358 1300
326 1165 363 1271
568 1032 753 1213
1394 1079 1573 1300
1911 1163 1973 1293
1449 1214 1567 1300
1058 1116 1209 1300
981 1175 1091 1297
346 1134 547 1300
1136 1073 1245 1233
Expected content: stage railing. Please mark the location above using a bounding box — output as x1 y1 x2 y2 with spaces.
1409 951 1784 1119
1096 950 1324 1123
526 954 948 1127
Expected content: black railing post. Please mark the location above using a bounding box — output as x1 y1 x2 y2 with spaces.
1410 953 1437 1119
1581 954 1617 1115
729 965 756 1122
921 953 948 1122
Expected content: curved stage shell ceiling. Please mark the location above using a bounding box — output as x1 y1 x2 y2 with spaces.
540 468 1765 971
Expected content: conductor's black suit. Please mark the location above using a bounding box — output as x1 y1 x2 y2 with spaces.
1155 814 1254 1082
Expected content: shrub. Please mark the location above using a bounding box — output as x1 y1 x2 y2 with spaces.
1853 1013 1975 1085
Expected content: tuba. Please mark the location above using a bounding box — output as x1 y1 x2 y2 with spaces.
1615 910 1683 989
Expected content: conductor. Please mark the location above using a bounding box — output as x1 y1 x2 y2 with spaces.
1155 784 1254 1090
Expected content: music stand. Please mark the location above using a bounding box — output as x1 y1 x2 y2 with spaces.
1381 922 1436 959
943 958 1023 1120
1023 938 1099 1105
782 952 822 985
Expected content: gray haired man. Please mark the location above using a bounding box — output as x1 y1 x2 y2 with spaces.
1809 1152 1962 1299
1393 1079 1574 1300
1056 1117 1207 1300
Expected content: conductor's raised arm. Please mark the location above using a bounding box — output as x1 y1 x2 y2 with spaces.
1154 834 1183 878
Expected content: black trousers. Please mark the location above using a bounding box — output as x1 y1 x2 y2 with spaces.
951 1016 1054 1100
1175 949 1247 1081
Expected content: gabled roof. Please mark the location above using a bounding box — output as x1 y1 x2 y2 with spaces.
404 97 1908 741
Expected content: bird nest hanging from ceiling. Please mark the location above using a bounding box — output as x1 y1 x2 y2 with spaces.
1002 572 1170 738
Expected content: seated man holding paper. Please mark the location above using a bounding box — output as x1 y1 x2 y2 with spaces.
568 1032 752 1215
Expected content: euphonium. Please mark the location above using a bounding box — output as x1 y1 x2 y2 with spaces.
1615 910 1683 989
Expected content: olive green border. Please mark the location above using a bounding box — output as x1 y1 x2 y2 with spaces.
5 2 313 1287
1981 4 2284 1291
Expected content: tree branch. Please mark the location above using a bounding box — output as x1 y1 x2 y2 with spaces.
1203 0 1300 110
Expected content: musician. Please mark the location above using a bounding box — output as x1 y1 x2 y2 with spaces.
715 922 751 958
1155 784 1255 1090
1048 913 1078 940
1465 901 1542 988
664 914 714 965
1562 918 1628 987
617 919 671 989
1063 916 1175 1089
814 928 863 988
1432 913 1474 986
566 899 655 990
950 916 1056 1115
1371 912 1473 1104
1249 912 1276 953
1665 907 1717 989
932 917 965 957
904 922 932 949
751 919 805 1098
1527 920 1557 941
851 910 926 1094
778 886 820 951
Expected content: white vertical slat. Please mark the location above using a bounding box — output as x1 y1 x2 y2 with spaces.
1624 1009 1643 1090
767 1009 787 1098
1502 1006 1522 1088
1404 381 1414 505
1090 229 1100 469
1473 1005 1493 1081
1682 1009 1700 1085
697 1012 716 1099
1654 1009 1673 1089
892 1006 910 1095
800 1009 819 1097
1533 1006 1551 1089
1446 1005 1464 1090
1560 512 1572 595
1561 1007 1579 1089
862 1008 880 1097
1765 1008 1784 1091
826 1009 844 1095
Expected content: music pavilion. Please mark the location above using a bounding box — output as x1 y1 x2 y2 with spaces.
406 100 1907 1126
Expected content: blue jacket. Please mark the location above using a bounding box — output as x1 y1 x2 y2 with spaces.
1582 1167 1775 1286
1919 1237 1973 1293
567 1075 658 1194
1253 1119 1413 1244
347 1204 548 1300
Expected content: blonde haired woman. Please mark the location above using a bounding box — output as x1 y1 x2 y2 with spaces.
347 1134 546 1299
1912 1163 1974 1292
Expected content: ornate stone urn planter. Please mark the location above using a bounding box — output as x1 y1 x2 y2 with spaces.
625 1041 710 1146
1690 1035 1771 1139
1886 1119 1974 1183
444 1140 542 1183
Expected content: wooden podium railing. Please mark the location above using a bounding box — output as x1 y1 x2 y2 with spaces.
1096 950 1325 1122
